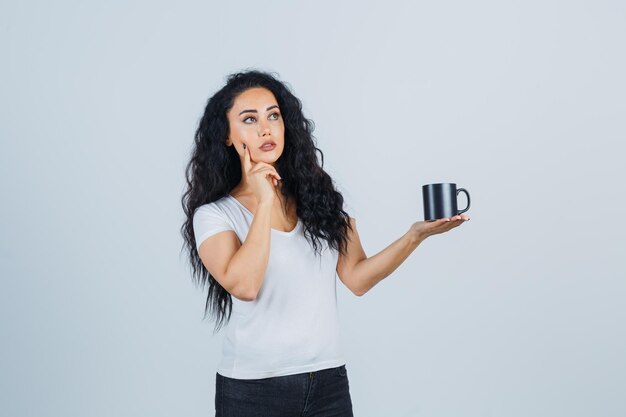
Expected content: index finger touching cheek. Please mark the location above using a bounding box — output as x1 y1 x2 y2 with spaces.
242 141 250 168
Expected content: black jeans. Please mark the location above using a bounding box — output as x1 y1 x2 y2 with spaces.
215 364 354 417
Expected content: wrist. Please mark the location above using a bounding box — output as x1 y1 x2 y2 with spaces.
407 222 429 246
407 228 426 246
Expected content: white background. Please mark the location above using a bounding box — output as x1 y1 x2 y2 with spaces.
1 0 625 416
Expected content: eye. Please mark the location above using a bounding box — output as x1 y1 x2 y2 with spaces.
243 112 280 124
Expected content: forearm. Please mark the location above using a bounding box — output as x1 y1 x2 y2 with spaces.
351 231 423 296
227 200 273 299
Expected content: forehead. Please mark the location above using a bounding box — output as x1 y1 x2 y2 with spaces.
232 87 277 109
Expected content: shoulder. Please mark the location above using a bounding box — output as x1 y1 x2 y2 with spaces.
193 196 234 223
192 197 238 249
194 196 229 213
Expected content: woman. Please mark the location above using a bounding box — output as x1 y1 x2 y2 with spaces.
181 70 469 416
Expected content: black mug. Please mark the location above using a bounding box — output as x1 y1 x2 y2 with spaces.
422 183 471 221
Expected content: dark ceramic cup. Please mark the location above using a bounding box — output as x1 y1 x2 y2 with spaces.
422 183 470 221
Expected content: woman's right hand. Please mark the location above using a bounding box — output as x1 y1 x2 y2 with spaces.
242 142 282 204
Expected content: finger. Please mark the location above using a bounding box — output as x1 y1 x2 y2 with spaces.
439 218 456 229
253 165 282 181
268 171 281 183
266 171 279 187
242 142 251 171
252 166 277 177
257 168 278 181
253 162 282 180
427 218 450 232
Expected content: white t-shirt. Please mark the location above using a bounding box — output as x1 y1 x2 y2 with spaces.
192 194 346 379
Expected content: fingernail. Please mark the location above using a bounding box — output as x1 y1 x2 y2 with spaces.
243 143 246 149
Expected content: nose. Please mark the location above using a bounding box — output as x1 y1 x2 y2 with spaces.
257 120 271 136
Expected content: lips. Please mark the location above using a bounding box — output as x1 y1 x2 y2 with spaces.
259 141 276 149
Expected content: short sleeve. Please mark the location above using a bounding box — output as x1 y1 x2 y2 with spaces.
192 203 235 251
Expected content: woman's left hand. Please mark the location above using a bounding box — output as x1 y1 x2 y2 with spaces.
409 214 470 243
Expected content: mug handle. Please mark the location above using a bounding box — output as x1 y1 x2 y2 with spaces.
456 188 471 214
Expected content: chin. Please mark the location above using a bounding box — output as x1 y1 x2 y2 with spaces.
258 148 282 160
264 154 281 162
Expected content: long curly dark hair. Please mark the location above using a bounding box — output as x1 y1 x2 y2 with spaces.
180 69 353 333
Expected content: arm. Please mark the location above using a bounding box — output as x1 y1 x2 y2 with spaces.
336 215 469 296
350 232 422 296
226 200 273 300
336 217 423 296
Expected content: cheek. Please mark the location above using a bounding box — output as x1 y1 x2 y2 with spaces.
275 122 285 136
237 127 255 139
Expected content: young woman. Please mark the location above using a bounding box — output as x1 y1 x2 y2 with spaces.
181 70 469 416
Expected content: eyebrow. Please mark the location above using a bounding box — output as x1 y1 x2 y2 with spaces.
238 105 279 116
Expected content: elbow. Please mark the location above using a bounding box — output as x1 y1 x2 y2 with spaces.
234 289 257 302
240 294 257 302
343 274 367 297
239 286 259 301
352 284 367 297
230 279 259 302
226 265 265 301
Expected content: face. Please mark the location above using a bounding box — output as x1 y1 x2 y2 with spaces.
226 87 285 166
